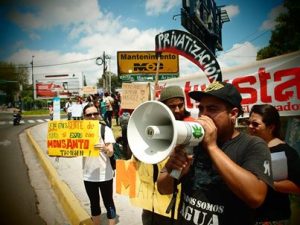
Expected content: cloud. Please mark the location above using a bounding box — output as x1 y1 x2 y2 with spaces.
223 5 240 20
260 4 287 30
178 41 259 77
68 12 122 40
75 26 161 84
217 42 258 68
9 0 101 30
145 0 181 16
2 1 269 87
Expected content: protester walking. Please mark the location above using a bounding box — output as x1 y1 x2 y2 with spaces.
111 92 120 126
82 103 116 225
103 92 114 127
64 98 72 120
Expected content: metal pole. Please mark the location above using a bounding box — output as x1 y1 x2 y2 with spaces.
31 55 34 99
153 52 161 100
103 51 107 92
96 52 111 93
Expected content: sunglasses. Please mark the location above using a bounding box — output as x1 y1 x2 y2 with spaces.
85 112 99 117
246 120 260 128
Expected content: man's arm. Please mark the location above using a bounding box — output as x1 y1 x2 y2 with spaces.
206 145 268 208
157 146 193 195
198 115 269 208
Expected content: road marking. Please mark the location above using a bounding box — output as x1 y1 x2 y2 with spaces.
1 120 47 125
0 118 67 125
0 139 11 146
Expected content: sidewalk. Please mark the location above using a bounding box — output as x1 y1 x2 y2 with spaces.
27 122 142 225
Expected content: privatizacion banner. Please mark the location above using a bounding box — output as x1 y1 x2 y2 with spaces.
155 29 222 83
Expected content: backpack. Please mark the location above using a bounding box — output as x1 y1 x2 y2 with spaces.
120 112 130 129
100 123 116 170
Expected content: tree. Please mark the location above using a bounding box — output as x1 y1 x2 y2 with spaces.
97 72 122 93
257 0 300 60
83 75 87 86
0 62 30 104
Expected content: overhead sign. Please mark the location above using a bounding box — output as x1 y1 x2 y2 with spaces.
117 51 179 81
155 29 222 83
34 74 81 99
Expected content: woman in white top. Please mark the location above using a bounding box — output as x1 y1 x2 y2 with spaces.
82 103 116 225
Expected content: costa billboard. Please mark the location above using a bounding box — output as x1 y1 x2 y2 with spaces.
117 51 179 81
156 51 300 117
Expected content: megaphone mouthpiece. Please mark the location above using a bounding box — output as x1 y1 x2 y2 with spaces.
146 125 173 140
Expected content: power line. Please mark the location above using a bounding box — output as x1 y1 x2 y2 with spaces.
0 56 99 69
222 30 270 55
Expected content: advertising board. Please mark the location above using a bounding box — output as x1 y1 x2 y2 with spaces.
34 74 81 99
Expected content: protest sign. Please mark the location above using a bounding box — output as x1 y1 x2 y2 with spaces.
47 120 99 157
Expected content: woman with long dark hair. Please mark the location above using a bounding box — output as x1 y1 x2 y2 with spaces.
248 104 300 225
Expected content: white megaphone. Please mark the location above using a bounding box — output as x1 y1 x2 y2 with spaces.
127 100 205 179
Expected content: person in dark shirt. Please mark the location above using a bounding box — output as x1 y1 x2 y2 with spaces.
248 104 300 225
157 82 274 225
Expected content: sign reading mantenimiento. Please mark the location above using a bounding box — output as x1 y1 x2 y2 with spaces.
117 51 179 82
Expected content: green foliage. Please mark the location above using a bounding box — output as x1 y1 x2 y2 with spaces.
111 74 122 92
0 62 30 103
22 109 50 115
257 0 300 60
97 72 122 92
83 75 87 86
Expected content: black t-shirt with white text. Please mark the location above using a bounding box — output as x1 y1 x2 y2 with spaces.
178 133 273 225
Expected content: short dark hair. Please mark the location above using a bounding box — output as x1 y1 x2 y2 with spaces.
249 104 281 138
83 103 97 116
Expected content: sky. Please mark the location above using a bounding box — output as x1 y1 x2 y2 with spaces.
0 0 286 86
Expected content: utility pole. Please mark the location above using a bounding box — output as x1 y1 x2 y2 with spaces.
30 55 35 99
96 51 111 92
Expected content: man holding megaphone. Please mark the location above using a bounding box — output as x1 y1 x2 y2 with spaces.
156 82 274 225
139 85 194 225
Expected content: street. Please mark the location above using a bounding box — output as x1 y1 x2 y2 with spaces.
0 111 68 225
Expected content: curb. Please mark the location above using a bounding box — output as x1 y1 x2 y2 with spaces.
26 128 93 225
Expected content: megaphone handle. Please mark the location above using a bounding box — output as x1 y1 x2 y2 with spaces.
170 169 181 179
169 146 194 179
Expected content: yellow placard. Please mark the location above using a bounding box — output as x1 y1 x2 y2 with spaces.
116 159 181 218
47 120 99 157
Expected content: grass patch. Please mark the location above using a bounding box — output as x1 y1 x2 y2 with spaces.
22 109 49 115
22 109 67 116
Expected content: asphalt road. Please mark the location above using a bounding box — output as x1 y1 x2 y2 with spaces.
0 112 68 225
